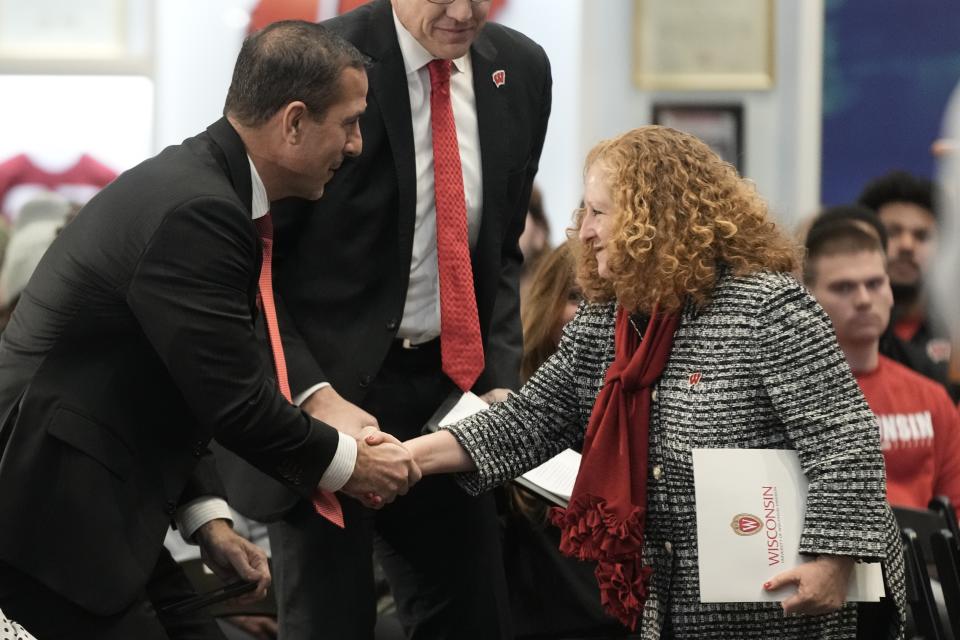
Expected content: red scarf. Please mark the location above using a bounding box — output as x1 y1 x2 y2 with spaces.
550 305 680 630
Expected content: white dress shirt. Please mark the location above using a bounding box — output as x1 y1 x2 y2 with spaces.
392 7 483 344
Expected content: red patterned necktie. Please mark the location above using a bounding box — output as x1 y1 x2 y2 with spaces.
427 59 484 392
255 213 345 529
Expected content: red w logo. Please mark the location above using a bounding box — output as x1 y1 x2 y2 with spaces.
739 516 760 533
730 513 761 536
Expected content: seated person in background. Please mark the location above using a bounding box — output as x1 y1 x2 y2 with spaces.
858 170 959 400
519 241 581 382
804 205 960 511
0 191 71 333
519 185 552 301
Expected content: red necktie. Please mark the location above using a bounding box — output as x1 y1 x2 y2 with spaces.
427 59 484 392
256 214 345 528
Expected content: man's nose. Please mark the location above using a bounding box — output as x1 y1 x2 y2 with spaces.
345 126 362 157
895 232 915 253
446 0 474 22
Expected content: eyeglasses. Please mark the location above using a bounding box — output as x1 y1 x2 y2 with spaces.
426 0 489 4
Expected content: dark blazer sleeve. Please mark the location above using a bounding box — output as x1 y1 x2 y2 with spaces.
476 46 553 393
125 197 340 498
177 455 227 506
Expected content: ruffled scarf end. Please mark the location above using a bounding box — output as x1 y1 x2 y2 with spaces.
549 493 647 560
548 493 652 630
596 558 652 631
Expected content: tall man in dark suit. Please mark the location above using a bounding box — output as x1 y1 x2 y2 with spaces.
0 21 419 640
219 1 552 638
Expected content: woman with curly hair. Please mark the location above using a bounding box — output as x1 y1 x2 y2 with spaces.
398 126 906 639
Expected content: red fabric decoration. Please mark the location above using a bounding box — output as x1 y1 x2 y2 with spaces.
550 306 679 630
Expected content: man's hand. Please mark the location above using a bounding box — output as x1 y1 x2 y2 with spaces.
302 386 378 438
765 554 854 616
196 519 271 604
341 428 422 507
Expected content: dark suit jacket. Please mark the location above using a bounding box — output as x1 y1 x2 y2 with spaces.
0 118 340 616
219 0 552 521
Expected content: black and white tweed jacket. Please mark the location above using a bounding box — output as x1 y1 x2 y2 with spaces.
448 270 906 640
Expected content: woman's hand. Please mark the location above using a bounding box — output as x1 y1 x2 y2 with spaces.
764 554 854 616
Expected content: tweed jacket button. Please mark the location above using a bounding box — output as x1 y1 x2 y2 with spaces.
664 540 673 554
652 465 663 480
651 385 658 402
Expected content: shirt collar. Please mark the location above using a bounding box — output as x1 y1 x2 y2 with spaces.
247 155 269 220
391 7 469 76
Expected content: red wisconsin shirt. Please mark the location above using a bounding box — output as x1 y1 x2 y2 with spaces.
855 355 960 510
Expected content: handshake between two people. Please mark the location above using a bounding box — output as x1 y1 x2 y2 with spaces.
304 385 485 509
343 426 421 508
303 385 421 509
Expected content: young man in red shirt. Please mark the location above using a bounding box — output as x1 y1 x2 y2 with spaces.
804 206 960 510
859 171 958 400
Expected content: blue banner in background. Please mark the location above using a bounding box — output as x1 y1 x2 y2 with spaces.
821 0 960 206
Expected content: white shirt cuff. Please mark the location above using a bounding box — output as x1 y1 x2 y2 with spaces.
294 382 331 406
317 431 357 492
175 497 233 543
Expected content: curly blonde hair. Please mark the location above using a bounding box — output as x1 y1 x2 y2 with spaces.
572 126 800 313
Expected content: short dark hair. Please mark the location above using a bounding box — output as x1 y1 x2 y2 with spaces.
857 170 935 219
803 205 887 285
224 20 367 127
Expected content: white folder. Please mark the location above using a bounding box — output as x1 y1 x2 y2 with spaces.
692 448 885 603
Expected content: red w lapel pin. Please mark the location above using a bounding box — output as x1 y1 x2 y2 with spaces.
492 69 506 88
688 372 702 387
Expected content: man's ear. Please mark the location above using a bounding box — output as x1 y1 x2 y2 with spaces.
281 101 309 144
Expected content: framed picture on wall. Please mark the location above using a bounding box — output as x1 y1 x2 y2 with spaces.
634 0 775 91
0 0 150 74
652 104 744 173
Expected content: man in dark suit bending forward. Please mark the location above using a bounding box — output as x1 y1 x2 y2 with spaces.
0 20 418 640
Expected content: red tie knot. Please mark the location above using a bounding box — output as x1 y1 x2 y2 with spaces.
427 59 452 92
254 212 274 242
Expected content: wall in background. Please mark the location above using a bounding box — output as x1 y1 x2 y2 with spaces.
3 1 826 235
821 0 960 205
569 0 824 233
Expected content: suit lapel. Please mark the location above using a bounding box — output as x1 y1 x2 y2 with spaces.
206 117 254 215
470 29 506 321
205 117 261 318
362 0 418 274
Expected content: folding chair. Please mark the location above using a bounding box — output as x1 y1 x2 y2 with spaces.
931 529 960 638
929 496 960 541
901 528 946 640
